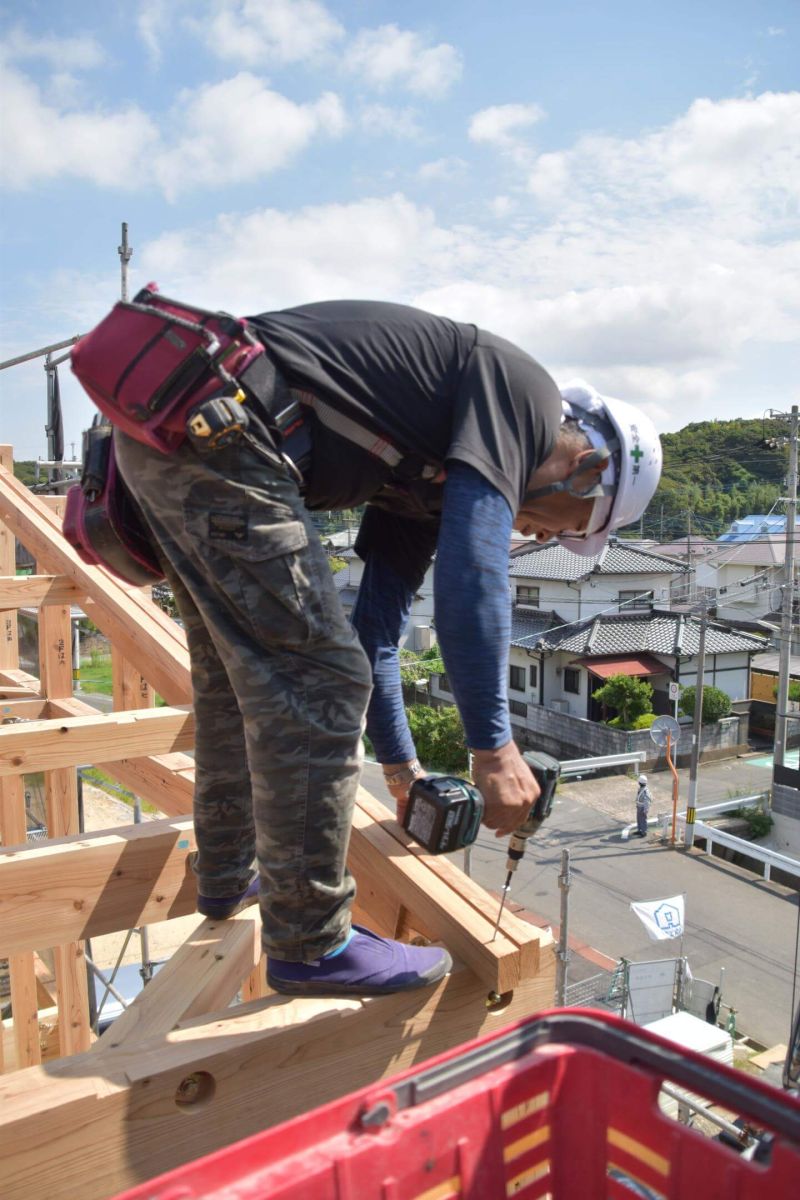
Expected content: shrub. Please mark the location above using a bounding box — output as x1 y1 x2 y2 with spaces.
406 704 468 773
592 674 654 729
632 712 657 729
679 685 731 723
731 806 774 840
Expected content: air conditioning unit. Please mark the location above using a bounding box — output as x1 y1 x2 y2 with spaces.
414 625 436 652
549 699 569 714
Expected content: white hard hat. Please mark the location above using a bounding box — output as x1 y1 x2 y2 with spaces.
638 775 648 785
555 381 662 557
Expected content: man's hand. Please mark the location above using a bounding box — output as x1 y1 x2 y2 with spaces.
382 759 425 828
470 741 540 838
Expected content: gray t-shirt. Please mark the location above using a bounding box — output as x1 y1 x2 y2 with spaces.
247 300 561 516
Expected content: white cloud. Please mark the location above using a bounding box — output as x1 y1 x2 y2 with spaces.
0 65 159 188
2 26 106 70
344 24 462 97
154 74 346 197
359 104 423 140
195 0 344 66
135 194 468 313
137 0 172 66
0 62 345 196
417 157 468 182
468 103 545 147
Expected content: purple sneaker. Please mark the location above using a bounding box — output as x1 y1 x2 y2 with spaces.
267 925 452 997
197 872 260 920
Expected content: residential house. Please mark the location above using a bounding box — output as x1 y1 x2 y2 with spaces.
694 534 786 628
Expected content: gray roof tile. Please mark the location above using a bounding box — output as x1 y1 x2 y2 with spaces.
535 610 766 657
510 539 688 582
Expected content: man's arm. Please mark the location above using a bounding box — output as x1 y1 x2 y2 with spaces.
435 462 539 835
350 509 438 819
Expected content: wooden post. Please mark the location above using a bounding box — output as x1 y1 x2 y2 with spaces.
0 776 41 1069
36 551 92 1056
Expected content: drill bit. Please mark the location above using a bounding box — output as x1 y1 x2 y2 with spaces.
490 869 513 941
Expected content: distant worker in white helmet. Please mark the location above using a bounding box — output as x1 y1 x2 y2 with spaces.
77 295 662 997
634 774 654 838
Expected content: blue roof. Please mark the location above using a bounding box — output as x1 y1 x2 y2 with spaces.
717 515 786 543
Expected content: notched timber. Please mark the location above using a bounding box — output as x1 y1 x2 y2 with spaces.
0 817 198 955
0 963 554 1200
0 705 196 777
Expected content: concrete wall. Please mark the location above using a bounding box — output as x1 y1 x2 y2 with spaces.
771 784 800 858
506 703 749 769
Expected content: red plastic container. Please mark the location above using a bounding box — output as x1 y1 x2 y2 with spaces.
114 1009 800 1199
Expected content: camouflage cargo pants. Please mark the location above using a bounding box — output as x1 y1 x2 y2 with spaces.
115 431 372 961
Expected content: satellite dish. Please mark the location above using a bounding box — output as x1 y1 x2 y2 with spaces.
650 715 681 748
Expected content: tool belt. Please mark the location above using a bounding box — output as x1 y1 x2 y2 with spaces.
70 283 271 454
64 421 165 585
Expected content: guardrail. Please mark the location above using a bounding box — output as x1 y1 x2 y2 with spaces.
686 818 800 886
560 751 647 778
623 793 770 843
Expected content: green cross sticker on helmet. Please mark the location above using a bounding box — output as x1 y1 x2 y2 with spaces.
557 381 663 557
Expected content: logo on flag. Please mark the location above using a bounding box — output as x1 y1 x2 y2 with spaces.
630 895 685 941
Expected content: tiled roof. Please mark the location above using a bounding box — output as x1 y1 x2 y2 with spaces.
535 609 766 657
709 535 785 567
510 539 688 582
510 610 566 650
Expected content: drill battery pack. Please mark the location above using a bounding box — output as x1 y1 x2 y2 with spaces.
403 776 483 855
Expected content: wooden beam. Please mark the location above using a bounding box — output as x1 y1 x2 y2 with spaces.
0 700 49 720
0 816 197 956
0 463 192 704
0 963 554 1200
97 909 259 1050
112 648 155 712
356 791 544 965
349 791 539 993
0 705 195 778
48 697 196 818
0 576 84 609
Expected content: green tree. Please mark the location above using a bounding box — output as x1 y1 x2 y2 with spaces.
406 704 468 773
679 684 731 723
592 674 654 729
399 648 444 688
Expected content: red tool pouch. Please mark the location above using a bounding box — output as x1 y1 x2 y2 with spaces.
63 423 165 586
70 283 267 454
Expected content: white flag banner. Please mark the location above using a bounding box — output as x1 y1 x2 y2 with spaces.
630 895 685 941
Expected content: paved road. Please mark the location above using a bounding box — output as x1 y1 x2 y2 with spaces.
361 759 800 1049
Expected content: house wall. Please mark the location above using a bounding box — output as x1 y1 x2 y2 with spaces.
344 558 436 651
678 651 751 702
509 571 677 621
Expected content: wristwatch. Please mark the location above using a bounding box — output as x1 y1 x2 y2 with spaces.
383 759 423 787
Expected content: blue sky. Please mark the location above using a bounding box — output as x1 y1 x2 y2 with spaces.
1 1 798 460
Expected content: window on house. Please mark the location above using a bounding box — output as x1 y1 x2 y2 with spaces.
563 667 581 694
515 585 540 608
619 590 654 611
509 665 526 692
509 699 528 718
529 663 538 689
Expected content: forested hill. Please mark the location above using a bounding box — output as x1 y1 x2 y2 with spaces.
638 416 791 541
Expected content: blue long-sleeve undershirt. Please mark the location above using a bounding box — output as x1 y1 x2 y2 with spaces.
351 462 513 762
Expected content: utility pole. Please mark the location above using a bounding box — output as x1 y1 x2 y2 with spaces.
775 404 799 769
555 849 571 1005
684 596 708 850
118 222 133 301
